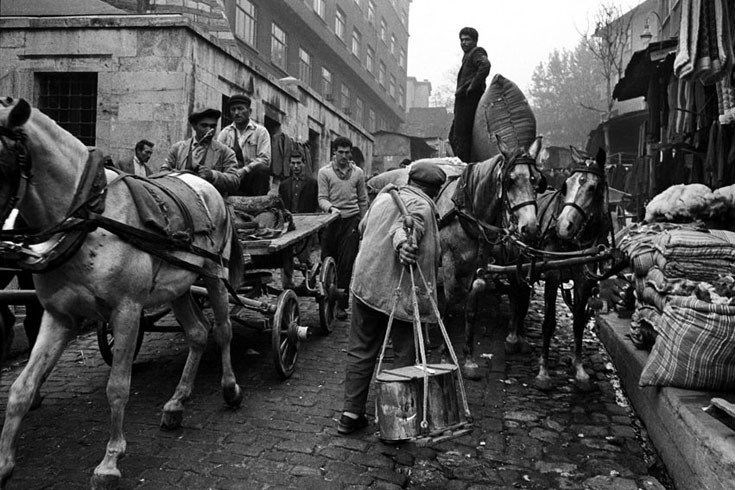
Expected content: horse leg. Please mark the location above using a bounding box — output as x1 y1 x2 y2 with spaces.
91 301 142 489
505 278 531 354
0 313 71 486
535 276 559 391
161 292 209 430
462 276 485 380
572 280 595 392
203 277 242 407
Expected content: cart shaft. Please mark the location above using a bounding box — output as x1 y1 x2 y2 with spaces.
484 253 611 275
190 285 276 314
0 289 36 303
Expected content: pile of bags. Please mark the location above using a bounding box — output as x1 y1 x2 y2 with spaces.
618 204 735 390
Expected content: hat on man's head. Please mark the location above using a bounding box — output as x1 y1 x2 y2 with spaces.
409 161 446 188
228 94 251 108
188 108 222 125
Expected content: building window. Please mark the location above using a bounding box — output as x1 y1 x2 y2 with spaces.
366 46 375 73
351 29 361 57
389 74 396 98
299 48 311 85
368 108 376 132
390 34 396 56
355 97 364 123
313 0 325 18
335 7 346 39
367 0 375 24
235 0 256 47
341 84 350 111
321 67 333 99
398 85 404 108
270 23 287 69
37 72 97 145
379 18 387 42
398 47 405 68
378 61 386 87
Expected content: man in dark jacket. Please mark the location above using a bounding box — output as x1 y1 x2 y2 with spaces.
450 27 491 162
116 139 154 176
279 150 318 289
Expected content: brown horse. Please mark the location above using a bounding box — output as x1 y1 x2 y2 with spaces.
0 98 242 487
437 136 543 377
531 147 611 391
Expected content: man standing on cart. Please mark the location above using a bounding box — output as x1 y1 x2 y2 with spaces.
279 149 319 290
217 94 272 196
337 162 446 434
317 136 368 320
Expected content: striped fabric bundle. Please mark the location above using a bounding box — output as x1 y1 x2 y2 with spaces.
471 74 536 161
640 297 735 390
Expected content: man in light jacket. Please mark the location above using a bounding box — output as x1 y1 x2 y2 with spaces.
337 161 446 434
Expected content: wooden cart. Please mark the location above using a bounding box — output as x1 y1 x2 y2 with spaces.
95 212 340 379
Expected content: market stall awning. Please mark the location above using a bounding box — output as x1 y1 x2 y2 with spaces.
613 39 678 102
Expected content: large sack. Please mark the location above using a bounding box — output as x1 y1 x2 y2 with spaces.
471 74 536 161
640 297 735 390
366 157 466 197
644 183 729 222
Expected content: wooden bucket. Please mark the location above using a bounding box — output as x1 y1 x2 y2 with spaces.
375 364 461 442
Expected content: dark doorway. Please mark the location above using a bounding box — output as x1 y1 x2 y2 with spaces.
308 128 320 175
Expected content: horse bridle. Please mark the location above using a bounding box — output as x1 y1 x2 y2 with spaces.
501 155 540 222
559 166 608 241
0 125 32 228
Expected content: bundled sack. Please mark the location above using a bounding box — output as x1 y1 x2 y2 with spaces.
471 74 536 161
229 195 294 240
617 222 703 277
640 296 735 390
654 228 735 281
644 183 729 223
630 303 661 350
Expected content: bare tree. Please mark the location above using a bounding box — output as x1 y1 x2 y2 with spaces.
429 63 460 112
581 1 634 115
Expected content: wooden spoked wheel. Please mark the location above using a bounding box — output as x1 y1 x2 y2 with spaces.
272 289 301 379
96 305 169 366
317 256 337 335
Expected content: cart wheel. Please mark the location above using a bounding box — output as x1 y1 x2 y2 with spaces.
96 310 153 367
317 256 337 335
272 289 301 379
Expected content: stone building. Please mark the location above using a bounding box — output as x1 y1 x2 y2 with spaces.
406 76 431 108
0 0 411 175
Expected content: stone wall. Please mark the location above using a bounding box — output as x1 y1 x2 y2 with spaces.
0 15 373 173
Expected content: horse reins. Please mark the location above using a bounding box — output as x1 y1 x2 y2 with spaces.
0 126 31 229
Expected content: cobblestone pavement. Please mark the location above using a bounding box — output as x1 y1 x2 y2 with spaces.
0 284 671 489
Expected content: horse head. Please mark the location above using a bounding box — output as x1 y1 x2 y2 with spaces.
493 134 543 241
0 97 89 228
556 147 607 241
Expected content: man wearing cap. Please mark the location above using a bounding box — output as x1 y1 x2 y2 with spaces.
337 161 446 434
450 26 491 162
217 94 272 196
162 108 240 196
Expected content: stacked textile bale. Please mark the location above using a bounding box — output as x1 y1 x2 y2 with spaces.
618 223 735 389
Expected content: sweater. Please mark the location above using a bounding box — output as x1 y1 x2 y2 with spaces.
317 162 368 218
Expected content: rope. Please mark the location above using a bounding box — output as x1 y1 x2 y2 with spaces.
409 264 430 432
376 267 405 375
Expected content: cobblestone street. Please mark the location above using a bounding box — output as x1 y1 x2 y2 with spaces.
0 285 670 489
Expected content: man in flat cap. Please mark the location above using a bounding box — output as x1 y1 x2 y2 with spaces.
217 94 272 196
450 27 491 162
162 108 240 196
337 161 446 435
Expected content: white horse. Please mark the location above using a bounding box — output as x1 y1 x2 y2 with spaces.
0 98 243 488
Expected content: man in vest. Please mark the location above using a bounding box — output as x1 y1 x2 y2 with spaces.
449 27 491 162
162 108 240 197
217 94 272 196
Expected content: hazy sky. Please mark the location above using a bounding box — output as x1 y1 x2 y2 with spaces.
407 0 643 94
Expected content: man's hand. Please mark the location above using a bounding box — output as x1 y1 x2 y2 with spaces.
197 166 214 182
398 241 418 266
329 207 341 215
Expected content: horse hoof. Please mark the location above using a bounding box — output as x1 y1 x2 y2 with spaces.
534 376 553 392
90 471 121 490
504 341 519 355
223 384 243 408
462 361 483 381
160 409 184 431
574 379 594 392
